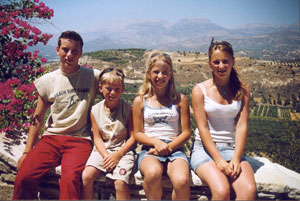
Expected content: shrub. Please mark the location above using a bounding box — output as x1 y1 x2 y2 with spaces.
0 0 53 132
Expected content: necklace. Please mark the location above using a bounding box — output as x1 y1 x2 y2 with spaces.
216 85 230 97
221 89 228 95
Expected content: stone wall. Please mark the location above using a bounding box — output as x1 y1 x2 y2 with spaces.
1 132 300 200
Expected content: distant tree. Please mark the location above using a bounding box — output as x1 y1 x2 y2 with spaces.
284 98 291 106
291 70 296 86
249 94 256 108
262 95 267 104
296 103 300 113
291 94 297 107
277 93 282 105
268 97 272 104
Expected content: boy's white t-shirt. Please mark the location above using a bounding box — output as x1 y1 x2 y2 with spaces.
91 98 131 151
34 66 100 138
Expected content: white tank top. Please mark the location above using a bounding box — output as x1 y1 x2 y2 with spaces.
194 83 242 143
143 99 179 141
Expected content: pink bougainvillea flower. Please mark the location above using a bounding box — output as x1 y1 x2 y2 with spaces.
41 57 47 63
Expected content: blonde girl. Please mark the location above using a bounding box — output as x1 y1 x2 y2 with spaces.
190 38 256 200
132 50 191 200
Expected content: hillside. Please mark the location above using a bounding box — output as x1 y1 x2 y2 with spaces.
71 49 300 104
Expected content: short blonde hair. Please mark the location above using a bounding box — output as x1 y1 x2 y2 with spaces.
99 67 125 97
138 50 179 101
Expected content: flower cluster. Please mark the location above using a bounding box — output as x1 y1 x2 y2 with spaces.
0 0 53 132
0 0 53 79
82 64 94 69
0 79 37 132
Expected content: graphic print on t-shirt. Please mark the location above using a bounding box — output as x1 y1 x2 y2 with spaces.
146 109 175 126
153 116 168 124
54 88 89 110
100 121 127 145
68 94 80 109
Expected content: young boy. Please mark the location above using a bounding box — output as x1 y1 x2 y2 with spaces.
82 68 135 200
13 31 100 200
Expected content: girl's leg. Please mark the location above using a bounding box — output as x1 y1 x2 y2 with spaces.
114 180 130 200
140 156 164 200
167 158 190 200
195 161 231 200
231 161 256 200
82 166 100 200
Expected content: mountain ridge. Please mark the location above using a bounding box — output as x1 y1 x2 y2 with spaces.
31 18 300 61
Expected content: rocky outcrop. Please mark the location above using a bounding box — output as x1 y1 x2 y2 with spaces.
1 131 300 200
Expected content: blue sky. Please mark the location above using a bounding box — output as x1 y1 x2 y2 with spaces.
40 0 299 34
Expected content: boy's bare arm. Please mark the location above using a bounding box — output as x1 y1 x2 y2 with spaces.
18 95 49 168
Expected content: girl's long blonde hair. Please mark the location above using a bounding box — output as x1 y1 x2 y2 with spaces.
209 38 248 101
138 50 179 101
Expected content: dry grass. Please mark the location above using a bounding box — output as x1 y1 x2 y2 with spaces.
291 113 300 121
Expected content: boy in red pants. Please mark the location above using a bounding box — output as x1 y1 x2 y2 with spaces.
13 30 99 200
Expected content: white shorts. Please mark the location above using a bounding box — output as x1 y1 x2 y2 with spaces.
86 147 135 184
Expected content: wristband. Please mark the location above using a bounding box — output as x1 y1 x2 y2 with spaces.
23 152 28 155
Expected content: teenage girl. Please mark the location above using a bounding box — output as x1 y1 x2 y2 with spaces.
190 38 256 200
132 50 191 200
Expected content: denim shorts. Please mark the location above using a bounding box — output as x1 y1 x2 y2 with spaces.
190 140 246 172
137 144 189 170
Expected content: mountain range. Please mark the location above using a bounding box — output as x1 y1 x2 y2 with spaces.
32 18 300 61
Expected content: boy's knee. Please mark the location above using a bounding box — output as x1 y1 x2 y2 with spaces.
82 169 93 184
15 169 37 185
114 180 128 192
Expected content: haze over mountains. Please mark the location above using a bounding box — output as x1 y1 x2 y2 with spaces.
35 18 300 61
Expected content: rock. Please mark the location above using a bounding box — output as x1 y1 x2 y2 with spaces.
0 183 14 200
1 131 300 200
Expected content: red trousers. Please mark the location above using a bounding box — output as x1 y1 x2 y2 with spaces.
13 135 92 200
